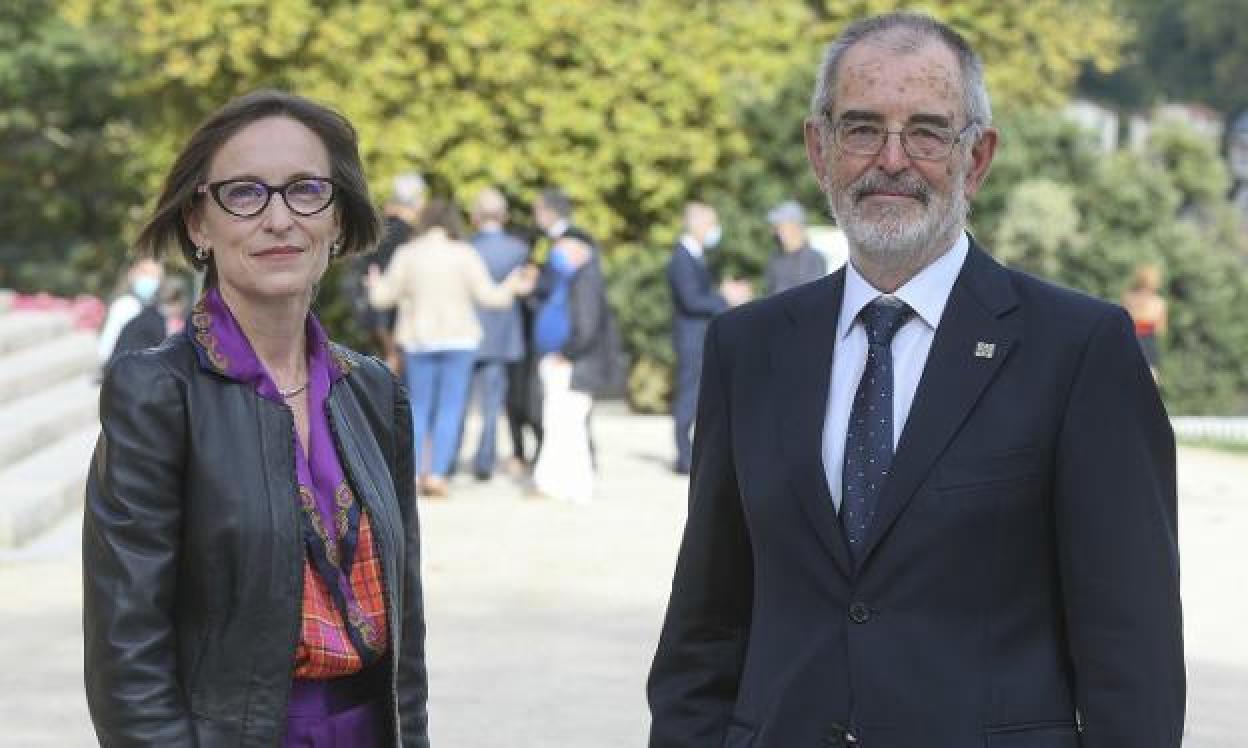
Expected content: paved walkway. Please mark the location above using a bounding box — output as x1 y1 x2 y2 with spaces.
1 406 1245 746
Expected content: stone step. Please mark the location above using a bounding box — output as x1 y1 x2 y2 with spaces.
0 423 99 548
0 331 97 407
0 310 75 356
0 375 98 472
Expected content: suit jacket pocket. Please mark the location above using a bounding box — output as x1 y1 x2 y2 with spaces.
936 447 1046 491
723 721 756 748
984 722 1079 747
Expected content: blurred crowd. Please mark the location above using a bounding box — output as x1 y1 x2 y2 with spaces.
92 172 841 501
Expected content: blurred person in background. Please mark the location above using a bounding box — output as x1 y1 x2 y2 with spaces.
1122 262 1169 382
763 199 826 295
348 172 426 372
506 187 601 474
158 274 191 335
534 186 597 250
95 257 164 376
368 198 535 498
83 89 429 746
466 187 530 481
104 275 189 371
530 236 618 503
666 201 751 475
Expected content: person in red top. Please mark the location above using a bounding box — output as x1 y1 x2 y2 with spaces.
1121 262 1169 381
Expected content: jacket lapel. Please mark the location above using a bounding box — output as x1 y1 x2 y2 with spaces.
326 383 404 567
856 243 1022 566
774 271 854 579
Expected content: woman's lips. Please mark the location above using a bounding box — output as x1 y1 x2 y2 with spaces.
253 246 304 258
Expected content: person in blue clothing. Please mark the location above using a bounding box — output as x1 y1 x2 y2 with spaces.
466 187 531 481
666 202 751 474
530 236 618 502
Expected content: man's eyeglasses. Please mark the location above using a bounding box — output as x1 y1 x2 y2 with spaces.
831 118 979 161
197 178 337 218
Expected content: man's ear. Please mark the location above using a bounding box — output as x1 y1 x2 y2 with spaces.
963 126 998 199
804 117 832 190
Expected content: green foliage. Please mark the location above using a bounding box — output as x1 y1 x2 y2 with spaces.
0 1 145 295
816 0 1126 110
1081 0 1248 116
15 0 1145 410
994 179 1082 279
985 115 1248 414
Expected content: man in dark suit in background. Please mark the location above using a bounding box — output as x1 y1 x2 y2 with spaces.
666 202 751 475
649 12 1184 748
467 186 530 481
534 187 596 251
504 187 603 474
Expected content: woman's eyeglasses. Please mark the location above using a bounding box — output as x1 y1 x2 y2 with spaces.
197 178 337 218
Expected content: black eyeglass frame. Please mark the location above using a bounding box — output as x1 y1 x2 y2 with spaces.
826 116 982 161
196 177 338 218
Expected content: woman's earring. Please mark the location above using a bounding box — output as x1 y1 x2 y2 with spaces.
330 238 343 257
195 245 210 262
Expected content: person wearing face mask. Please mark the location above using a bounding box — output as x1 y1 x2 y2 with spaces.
530 236 618 502
104 276 188 372
95 258 165 375
763 199 827 296
665 202 751 475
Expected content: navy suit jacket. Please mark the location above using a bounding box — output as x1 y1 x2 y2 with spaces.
667 242 727 362
648 242 1185 747
470 229 529 361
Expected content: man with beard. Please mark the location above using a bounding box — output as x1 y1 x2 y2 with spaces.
648 12 1184 748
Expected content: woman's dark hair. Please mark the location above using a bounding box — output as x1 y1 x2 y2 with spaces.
135 89 382 273
412 198 466 241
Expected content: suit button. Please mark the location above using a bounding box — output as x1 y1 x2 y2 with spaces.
848 602 871 624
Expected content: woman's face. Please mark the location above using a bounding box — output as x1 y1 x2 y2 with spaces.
187 116 340 308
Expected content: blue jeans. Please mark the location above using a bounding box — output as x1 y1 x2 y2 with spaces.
405 349 477 478
471 359 509 476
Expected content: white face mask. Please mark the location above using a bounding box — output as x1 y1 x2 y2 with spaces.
704 224 723 249
132 276 161 303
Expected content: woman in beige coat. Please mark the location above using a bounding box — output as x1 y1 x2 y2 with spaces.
368 199 533 496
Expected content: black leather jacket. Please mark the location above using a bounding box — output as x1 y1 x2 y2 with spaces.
83 333 429 747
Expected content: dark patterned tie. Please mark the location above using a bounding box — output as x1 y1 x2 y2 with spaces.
841 297 912 560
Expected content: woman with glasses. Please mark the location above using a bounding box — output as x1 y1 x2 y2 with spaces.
83 90 429 747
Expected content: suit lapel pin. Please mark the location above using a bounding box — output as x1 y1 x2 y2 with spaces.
974 342 996 359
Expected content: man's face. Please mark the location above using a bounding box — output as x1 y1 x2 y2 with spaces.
804 37 995 267
773 221 804 252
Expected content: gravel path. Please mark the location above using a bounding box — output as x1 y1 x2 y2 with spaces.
0 406 1244 746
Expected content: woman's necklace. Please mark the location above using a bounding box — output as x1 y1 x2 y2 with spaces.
278 380 308 398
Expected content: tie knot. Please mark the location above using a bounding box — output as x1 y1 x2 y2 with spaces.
859 297 911 346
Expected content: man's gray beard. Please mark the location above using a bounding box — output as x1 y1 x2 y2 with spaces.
828 170 968 271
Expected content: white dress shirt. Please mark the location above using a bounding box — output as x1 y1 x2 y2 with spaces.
547 218 569 238
679 234 705 260
822 232 969 511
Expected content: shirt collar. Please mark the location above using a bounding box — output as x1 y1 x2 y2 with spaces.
547 219 569 238
680 234 704 259
837 232 969 341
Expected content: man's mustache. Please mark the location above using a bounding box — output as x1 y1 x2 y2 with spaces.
852 173 930 205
